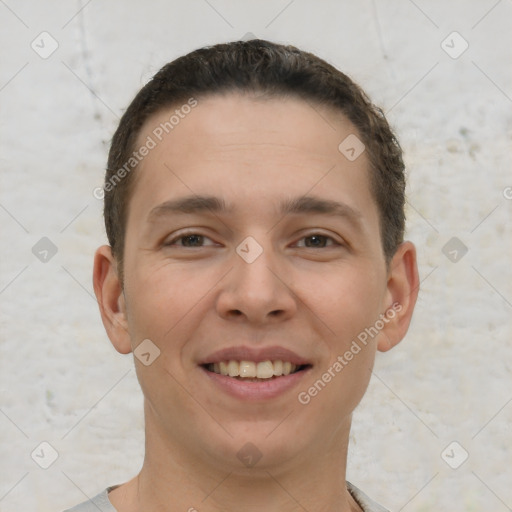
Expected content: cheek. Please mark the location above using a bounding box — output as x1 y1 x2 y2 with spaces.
123 256 222 350
295 262 383 402
122 252 178 341
295 261 385 342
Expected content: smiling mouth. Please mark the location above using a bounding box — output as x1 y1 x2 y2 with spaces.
203 360 310 381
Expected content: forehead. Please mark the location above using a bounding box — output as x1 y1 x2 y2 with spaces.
138 92 358 162
127 93 377 228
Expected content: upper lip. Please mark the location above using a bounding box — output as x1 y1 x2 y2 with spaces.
199 345 311 366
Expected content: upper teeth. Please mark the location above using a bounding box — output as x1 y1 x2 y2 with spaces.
209 360 298 379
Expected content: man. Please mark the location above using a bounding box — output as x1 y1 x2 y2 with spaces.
66 39 419 512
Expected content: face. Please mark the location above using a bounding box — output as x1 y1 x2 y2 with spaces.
95 92 418 473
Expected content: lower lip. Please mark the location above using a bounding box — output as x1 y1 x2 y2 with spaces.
201 366 311 400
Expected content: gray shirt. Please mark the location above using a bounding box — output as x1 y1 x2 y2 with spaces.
63 481 391 511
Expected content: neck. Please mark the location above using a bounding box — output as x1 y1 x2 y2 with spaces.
109 406 362 512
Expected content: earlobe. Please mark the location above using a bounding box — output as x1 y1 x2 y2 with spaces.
92 245 132 354
377 241 419 352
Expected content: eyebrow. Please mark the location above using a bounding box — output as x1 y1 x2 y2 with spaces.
147 194 362 226
280 196 362 225
147 195 230 223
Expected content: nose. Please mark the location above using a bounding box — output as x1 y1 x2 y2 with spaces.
215 239 297 325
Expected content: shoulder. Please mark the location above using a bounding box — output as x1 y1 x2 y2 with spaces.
62 486 119 512
346 481 392 512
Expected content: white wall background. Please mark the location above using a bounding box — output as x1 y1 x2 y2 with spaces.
0 1 511 510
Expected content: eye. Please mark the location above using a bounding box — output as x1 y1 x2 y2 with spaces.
164 233 217 247
294 234 339 248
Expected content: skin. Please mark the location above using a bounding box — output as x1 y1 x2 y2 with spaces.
93 92 419 512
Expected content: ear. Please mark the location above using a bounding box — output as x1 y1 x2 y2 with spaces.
92 245 132 354
377 241 419 352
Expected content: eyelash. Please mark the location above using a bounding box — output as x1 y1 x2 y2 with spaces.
164 232 341 249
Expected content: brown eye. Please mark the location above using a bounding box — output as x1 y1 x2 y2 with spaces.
165 233 216 247
296 234 337 248
179 234 205 247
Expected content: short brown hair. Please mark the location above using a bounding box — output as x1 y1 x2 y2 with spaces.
104 39 405 281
